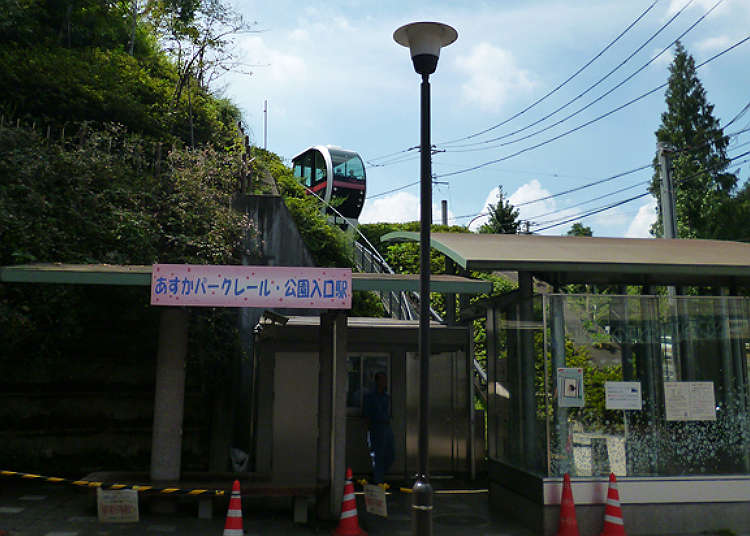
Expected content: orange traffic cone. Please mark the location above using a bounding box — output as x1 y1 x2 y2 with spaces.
332 468 367 536
557 473 580 536
600 472 626 536
223 479 243 536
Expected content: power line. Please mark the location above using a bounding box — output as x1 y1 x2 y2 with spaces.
531 148 750 232
447 163 650 222
368 1 661 164
527 179 651 221
437 0 662 146
371 121 749 220
366 179 421 199
444 0 723 153
443 0 697 150
434 34 750 179
515 164 651 206
533 193 651 232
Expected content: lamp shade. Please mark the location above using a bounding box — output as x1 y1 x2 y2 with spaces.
393 21 457 75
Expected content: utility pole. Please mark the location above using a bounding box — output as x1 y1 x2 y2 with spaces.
441 200 448 226
657 142 677 239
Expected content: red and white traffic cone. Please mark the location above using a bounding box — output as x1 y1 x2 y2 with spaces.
557 473 579 536
332 467 367 536
600 472 626 536
223 479 243 536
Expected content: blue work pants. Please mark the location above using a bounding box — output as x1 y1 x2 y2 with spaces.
369 422 394 483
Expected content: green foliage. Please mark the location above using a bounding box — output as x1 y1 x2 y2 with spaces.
650 41 738 239
0 123 255 371
0 46 240 147
478 186 520 234
567 223 593 237
0 124 251 266
351 291 386 317
156 145 252 264
534 334 623 430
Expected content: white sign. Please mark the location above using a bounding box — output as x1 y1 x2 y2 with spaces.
605 381 642 410
664 381 716 421
97 488 139 522
557 368 585 408
364 484 388 517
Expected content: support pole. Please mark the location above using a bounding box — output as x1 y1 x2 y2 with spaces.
519 272 537 470
413 72 433 536
550 295 568 474
150 308 189 482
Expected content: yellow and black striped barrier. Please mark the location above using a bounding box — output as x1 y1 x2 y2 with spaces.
1 470 225 496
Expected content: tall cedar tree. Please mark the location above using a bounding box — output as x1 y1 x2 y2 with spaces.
650 41 737 239
478 186 521 234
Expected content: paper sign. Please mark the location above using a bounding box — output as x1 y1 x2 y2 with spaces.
97 488 139 522
664 381 716 421
605 381 642 410
557 368 585 408
364 484 388 517
150 264 352 309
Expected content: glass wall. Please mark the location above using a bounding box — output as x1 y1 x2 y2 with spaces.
489 294 750 478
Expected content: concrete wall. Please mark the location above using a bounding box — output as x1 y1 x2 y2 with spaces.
490 475 750 535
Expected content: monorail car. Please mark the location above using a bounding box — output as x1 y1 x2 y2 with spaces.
291 145 366 222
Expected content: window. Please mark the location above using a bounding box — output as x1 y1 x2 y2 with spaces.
347 354 389 414
292 151 314 187
329 150 365 182
313 151 327 186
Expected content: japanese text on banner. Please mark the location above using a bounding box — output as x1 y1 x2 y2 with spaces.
150 264 352 309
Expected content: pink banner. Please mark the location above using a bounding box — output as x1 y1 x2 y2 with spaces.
150 264 352 309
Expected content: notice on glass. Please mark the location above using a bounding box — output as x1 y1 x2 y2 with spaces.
605 381 642 410
664 381 716 421
557 368 585 408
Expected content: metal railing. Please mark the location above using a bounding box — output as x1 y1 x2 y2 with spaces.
353 241 415 320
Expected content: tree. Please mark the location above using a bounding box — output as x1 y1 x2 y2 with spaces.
650 41 737 239
567 223 593 237
478 186 520 234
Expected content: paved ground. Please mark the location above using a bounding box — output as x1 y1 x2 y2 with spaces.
4 477 748 535
0 477 535 536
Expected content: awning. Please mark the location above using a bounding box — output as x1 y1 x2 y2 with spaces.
381 232 750 287
0 263 491 294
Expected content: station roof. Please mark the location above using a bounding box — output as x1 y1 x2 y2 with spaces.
381 232 750 287
0 263 491 294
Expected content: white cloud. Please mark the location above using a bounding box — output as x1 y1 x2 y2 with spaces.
666 0 732 17
359 192 453 224
651 47 674 68
236 35 308 84
455 43 535 112
697 35 732 52
625 198 658 238
469 180 565 233
288 28 309 42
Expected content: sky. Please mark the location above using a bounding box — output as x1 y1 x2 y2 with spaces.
222 0 750 238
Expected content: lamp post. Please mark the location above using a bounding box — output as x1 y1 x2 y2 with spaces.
394 21 457 536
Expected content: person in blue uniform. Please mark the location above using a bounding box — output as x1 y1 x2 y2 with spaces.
363 372 394 484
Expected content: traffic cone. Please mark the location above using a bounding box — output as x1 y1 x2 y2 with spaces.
223 479 243 536
332 467 367 536
600 472 626 536
557 473 579 536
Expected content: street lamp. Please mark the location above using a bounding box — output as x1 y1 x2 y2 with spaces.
393 21 457 536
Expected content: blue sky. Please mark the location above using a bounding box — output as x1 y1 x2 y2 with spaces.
223 0 750 237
